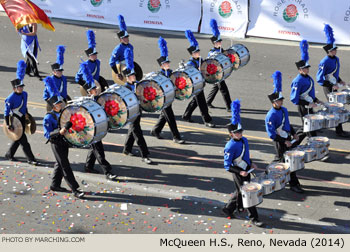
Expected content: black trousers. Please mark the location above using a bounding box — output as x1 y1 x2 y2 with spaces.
206 80 232 109
225 173 259 220
98 76 109 92
85 141 112 174
297 104 317 137
5 116 35 161
323 86 344 133
123 114 150 158
50 138 80 191
152 105 181 140
273 140 301 187
25 40 39 76
182 90 212 123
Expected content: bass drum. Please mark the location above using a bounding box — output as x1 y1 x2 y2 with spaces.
135 72 175 112
24 112 36 135
59 97 108 148
97 84 140 129
200 52 233 84
169 66 204 101
2 114 23 141
223 44 250 70
80 80 101 97
112 61 143 85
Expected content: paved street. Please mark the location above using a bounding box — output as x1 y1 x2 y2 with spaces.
0 14 349 234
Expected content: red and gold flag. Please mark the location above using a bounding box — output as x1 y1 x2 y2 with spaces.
0 0 55 31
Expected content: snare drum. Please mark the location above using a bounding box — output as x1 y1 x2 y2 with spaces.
97 84 140 129
260 179 276 196
338 109 350 124
135 72 175 112
59 97 108 148
303 114 325 132
284 150 305 172
328 92 348 104
324 114 340 128
324 102 344 114
341 88 350 104
169 66 204 100
295 145 317 163
200 52 233 84
267 163 290 183
223 44 250 70
307 136 330 147
267 173 286 191
241 182 263 208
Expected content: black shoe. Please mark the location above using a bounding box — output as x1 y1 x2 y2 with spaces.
336 131 350 138
150 130 163 139
50 186 70 193
207 104 215 109
123 151 135 156
182 116 194 123
5 154 18 162
173 138 185 144
28 160 39 166
205 122 215 128
84 167 100 174
252 219 264 227
73 190 85 199
142 157 152 164
290 185 304 193
106 173 118 180
222 207 235 219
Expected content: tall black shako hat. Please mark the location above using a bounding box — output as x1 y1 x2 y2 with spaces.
185 30 200 55
11 60 26 88
79 62 97 92
157 36 170 66
51 45 65 71
323 24 337 53
117 15 129 39
295 40 310 69
85 30 98 57
122 47 135 77
44 76 62 106
210 19 222 43
268 71 284 102
228 99 243 133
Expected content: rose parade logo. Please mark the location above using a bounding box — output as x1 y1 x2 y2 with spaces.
91 0 103 7
283 4 298 23
148 0 161 13
218 1 233 18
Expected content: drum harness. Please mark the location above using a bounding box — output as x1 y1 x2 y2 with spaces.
325 60 338 87
232 140 248 171
300 76 315 112
276 109 288 139
11 96 24 118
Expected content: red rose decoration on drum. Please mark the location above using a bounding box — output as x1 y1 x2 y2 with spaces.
143 86 157 101
70 113 86 132
207 63 218 75
104 100 120 117
227 54 236 63
175 77 187 90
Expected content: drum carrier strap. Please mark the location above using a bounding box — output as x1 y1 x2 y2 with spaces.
300 76 314 104
233 140 248 171
325 60 338 85
276 109 288 139
11 96 25 117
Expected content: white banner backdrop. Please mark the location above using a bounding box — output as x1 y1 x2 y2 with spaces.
200 0 249 38
247 0 350 45
28 0 201 32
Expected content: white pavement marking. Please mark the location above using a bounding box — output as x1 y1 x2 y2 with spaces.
2 160 349 234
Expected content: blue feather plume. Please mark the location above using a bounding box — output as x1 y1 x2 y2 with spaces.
300 39 309 62
118 15 127 32
124 47 134 71
56 45 65 66
86 30 96 49
44 76 60 98
158 36 168 58
16 60 26 81
272 71 282 93
231 99 241 125
81 62 94 85
324 24 335 44
210 19 220 38
185 30 198 47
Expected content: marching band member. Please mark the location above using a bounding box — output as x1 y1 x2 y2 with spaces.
150 36 185 144
122 48 153 164
18 23 41 79
290 40 322 137
43 45 68 104
4 60 38 165
109 15 134 81
206 19 232 112
316 24 349 138
223 99 263 227
265 71 303 193
42 77 85 198
182 30 215 128
75 30 108 92
78 62 118 180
